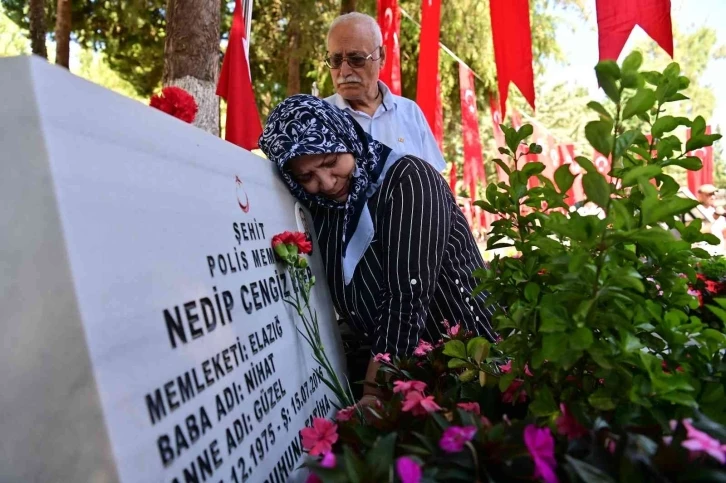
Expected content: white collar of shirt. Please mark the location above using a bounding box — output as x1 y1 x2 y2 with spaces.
330 81 396 119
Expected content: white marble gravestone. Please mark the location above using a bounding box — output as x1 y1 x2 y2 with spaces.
0 56 345 483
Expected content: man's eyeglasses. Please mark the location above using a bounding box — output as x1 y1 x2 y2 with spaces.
324 47 382 69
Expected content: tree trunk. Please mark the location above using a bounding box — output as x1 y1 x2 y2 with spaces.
29 0 47 58
163 0 220 135
340 0 356 14
54 0 71 68
286 21 300 95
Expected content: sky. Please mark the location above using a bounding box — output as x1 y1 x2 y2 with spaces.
546 0 726 129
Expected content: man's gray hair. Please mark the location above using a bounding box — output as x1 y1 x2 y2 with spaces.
327 12 382 48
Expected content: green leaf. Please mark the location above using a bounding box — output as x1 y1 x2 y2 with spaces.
595 61 621 102
574 156 597 174
524 282 540 302
583 172 610 209
664 62 681 78
554 164 576 193
466 337 490 364
565 456 617 483
499 371 516 392
459 369 477 382
530 386 559 417
663 156 702 171
588 388 617 410
366 433 397 478
448 358 469 369
659 392 697 407
621 165 662 187
621 50 643 74
342 446 365 483
642 197 699 225
585 120 614 156
570 327 594 350
517 124 534 142
622 88 656 120
522 161 546 178
543 333 568 361
493 158 511 176
687 133 723 153
587 101 613 120
651 115 682 138
443 340 467 359
642 71 662 86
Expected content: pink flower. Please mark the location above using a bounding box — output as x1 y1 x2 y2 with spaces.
501 379 527 404
688 288 704 306
393 380 427 395
449 323 461 336
413 339 434 357
335 405 356 422
524 425 558 483
681 419 726 464
305 453 337 483
439 425 478 453
500 360 512 373
556 404 588 440
457 402 481 415
301 418 338 456
524 364 534 377
481 416 492 427
373 353 391 363
401 391 442 416
396 456 422 483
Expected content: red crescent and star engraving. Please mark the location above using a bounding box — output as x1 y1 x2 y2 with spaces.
235 175 250 213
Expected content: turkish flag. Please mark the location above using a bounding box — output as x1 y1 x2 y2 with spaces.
489 95 509 183
596 0 673 61
687 126 714 194
449 158 458 194
489 0 535 118
459 63 488 227
416 0 442 132
559 144 584 206
217 0 262 151
377 0 402 95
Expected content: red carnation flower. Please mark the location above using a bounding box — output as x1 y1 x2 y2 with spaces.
150 86 198 124
279 231 312 255
272 231 312 256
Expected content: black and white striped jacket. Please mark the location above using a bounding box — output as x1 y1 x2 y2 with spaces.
311 155 497 357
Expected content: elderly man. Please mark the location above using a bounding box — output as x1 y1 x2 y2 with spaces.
323 12 446 171
698 183 718 219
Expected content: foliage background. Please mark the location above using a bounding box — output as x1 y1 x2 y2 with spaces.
1 0 723 191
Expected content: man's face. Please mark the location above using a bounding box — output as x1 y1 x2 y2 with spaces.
327 21 384 101
700 191 716 207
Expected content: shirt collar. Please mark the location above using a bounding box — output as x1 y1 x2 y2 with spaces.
332 80 398 113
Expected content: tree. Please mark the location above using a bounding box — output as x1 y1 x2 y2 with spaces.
162 0 220 135
29 0 46 57
340 0 356 14
638 26 725 121
1 0 167 95
0 6 29 56
54 0 70 68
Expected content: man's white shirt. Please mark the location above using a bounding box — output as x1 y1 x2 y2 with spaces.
324 81 446 171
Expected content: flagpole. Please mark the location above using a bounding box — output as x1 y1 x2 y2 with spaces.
243 0 253 50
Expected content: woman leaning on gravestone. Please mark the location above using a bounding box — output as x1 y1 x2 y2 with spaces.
258 95 499 407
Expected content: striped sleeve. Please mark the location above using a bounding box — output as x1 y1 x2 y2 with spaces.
372 165 452 357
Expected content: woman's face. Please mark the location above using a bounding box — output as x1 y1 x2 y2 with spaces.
287 152 356 202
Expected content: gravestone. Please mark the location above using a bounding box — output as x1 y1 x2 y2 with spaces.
0 56 345 483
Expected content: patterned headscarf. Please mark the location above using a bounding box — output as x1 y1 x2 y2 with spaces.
258 94 400 284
